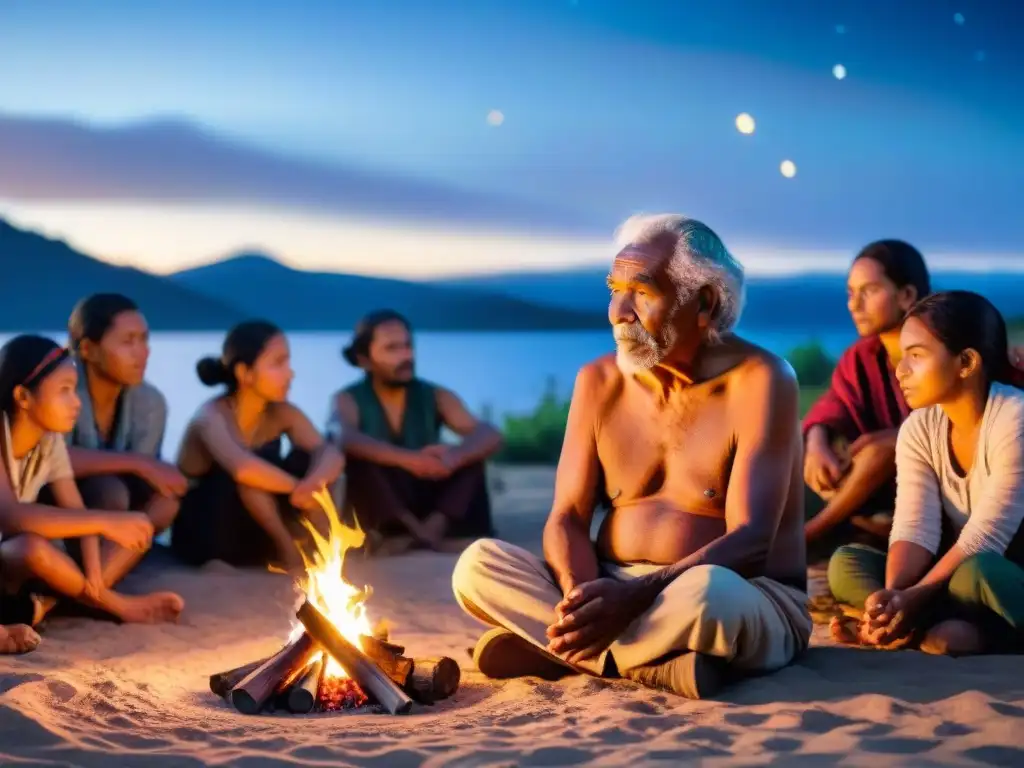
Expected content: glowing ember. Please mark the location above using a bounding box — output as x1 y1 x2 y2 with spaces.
289 488 374 680
318 677 369 711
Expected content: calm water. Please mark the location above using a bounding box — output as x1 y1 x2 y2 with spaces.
3 328 854 457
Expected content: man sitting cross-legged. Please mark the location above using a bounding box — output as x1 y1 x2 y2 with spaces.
452 214 812 699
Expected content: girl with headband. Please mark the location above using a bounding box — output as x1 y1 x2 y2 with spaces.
0 336 183 653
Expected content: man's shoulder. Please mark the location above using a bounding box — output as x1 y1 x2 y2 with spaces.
725 336 798 393
575 353 622 395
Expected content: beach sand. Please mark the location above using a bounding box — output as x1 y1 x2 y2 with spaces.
2 466 1023 767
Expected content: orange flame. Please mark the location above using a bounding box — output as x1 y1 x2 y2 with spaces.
289 487 373 679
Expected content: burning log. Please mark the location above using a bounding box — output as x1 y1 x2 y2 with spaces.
209 657 269 699
230 632 318 715
285 657 323 714
297 599 413 715
359 634 414 686
358 633 460 704
405 657 461 705
361 634 405 658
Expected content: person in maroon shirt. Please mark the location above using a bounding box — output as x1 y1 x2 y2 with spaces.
803 245 1024 553
803 241 930 548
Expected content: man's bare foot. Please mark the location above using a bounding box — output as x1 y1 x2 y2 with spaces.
920 619 985 656
104 591 185 624
0 624 41 654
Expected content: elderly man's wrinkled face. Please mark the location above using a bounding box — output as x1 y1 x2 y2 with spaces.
607 242 696 373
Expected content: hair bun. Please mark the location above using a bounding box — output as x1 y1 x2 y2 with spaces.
196 356 228 387
341 344 359 367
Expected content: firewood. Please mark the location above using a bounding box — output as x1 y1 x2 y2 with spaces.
230 633 318 715
297 599 413 715
358 634 413 686
360 633 405 659
209 658 268 699
285 657 323 714
405 657 461 705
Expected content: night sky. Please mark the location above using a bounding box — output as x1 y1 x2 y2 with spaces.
1 0 1021 271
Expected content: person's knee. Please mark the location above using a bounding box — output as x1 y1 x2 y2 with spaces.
148 496 181 533
949 552 1005 604
4 534 56 574
827 544 872 605
668 565 750 629
81 476 131 511
452 538 505 602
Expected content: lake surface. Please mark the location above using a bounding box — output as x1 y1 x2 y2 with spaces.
2 328 855 457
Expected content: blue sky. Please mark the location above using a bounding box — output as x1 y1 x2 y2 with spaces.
1 0 1021 275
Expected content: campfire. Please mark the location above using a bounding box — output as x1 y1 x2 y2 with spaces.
208 488 460 715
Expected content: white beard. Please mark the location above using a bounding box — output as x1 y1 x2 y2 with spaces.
613 324 678 375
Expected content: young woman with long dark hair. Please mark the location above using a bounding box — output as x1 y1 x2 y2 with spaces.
59 293 185 586
803 240 931 547
828 291 1024 655
171 321 343 572
0 335 183 651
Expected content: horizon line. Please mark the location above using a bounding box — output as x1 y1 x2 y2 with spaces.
4 200 1024 280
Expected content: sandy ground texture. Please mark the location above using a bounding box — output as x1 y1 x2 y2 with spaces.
2 466 1023 768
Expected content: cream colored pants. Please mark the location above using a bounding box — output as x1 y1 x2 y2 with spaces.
452 538 811 677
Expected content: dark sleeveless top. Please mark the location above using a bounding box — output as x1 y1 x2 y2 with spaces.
344 377 441 450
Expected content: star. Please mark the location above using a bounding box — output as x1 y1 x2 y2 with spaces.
954 12 965 26
833 64 847 80
486 110 505 127
735 113 756 135
780 160 797 178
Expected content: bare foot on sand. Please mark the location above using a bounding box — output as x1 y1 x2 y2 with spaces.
920 619 985 656
0 624 41 654
829 615 860 644
104 591 185 624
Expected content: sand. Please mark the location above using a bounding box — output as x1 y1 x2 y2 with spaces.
2 466 1023 767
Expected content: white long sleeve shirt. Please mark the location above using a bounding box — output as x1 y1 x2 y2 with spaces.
889 383 1024 557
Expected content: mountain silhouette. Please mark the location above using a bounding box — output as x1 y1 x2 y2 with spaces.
169 253 608 331
435 268 1024 330
0 218 243 331
0 113 602 235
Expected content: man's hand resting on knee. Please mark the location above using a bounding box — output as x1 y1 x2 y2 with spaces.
545 578 651 664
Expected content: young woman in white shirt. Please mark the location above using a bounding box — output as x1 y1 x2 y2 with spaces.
828 290 1024 655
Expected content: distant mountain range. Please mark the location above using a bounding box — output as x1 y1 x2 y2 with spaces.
1 215 1020 334
0 113 601 236
0 219 604 331
0 219 243 332
169 253 607 331
435 268 1024 331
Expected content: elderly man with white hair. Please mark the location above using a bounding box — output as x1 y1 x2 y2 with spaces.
452 214 811 699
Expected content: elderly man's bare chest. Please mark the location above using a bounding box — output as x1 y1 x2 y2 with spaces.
596 386 734 503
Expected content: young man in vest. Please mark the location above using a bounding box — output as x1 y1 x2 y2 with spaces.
330 310 503 553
